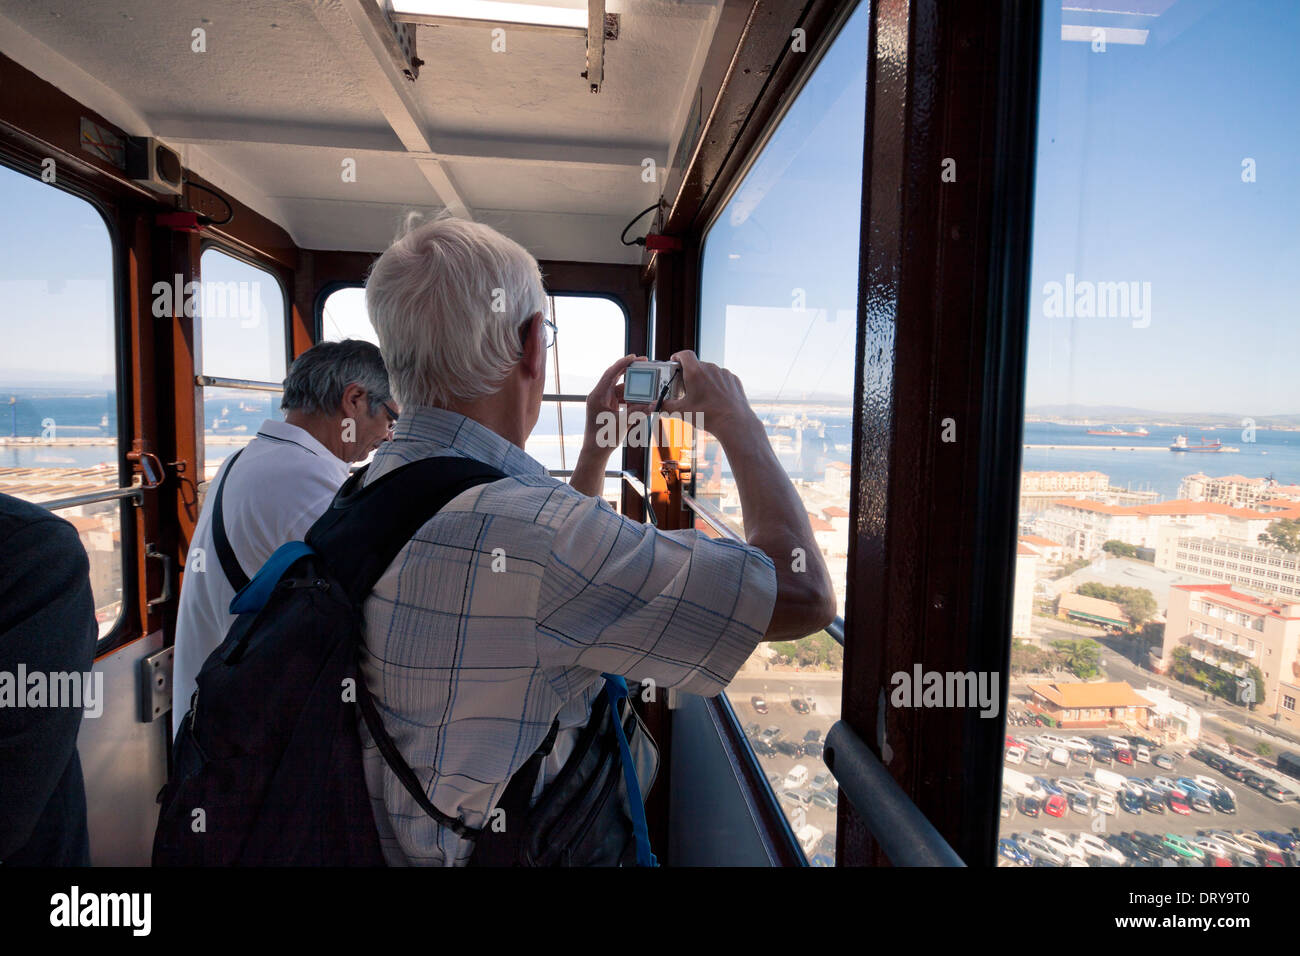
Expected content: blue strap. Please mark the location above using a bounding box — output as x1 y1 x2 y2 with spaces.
601 674 658 868
229 541 316 614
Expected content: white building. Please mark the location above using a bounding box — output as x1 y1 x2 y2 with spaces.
1012 543 1038 639
1040 498 1300 560
1135 685 1201 743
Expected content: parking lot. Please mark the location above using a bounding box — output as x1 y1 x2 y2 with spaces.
997 748 1300 865
731 688 839 854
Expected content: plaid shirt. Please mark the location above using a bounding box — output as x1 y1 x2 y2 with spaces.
358 406 777 865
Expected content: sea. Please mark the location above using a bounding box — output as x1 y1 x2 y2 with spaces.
4 390 1297 502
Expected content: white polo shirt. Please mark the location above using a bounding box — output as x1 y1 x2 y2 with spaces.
171 419 351 735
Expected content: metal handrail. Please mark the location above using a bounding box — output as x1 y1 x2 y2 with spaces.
39 485 144 511
540 393 589 403
681 492 846 645
195 375 283 392
823 721 965 867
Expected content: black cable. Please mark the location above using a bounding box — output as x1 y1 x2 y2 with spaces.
182 178 235 226
620 203 661 246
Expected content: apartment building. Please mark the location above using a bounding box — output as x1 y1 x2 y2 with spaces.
1012 543 1038 639
1159 584 1300 732
1179 472 1300 509
1040 498 1300 560
1157 528 1300 598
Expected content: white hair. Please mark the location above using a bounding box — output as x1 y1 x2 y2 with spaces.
364 212 547 407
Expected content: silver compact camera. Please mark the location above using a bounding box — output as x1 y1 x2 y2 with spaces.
622 361 684 404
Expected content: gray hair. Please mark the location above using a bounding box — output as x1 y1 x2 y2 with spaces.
364 212 547 407
280 339 391 415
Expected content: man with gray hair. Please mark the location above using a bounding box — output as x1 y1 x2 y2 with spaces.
172 339 395 734
360 215 834 865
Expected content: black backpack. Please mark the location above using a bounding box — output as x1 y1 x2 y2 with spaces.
154 454 658 866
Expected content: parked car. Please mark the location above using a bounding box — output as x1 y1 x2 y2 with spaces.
1035 776 1064 796
1235 830 1280 854
791 697 811 715
751 695 768 715
1244 773 1272 794
802 738 824 759
1264 783 1297 803
1153 752 1176 770
775 739 803 758
1189 794 1213 813
1050 747 1071 766
998 838 1032 866
751 737 777 757
1211 789 1236 813
811 789 838 810
1134 745 1151 763
1068 792 1092 815
743 722 761 739
784 764 810 790
1070 749 1091 766
1162 833 1205 861
1203 830 1250 855
1024 747 1048 767
1037 828 1087 862
765 771 781 790
811 770 833 791
1221 762 1249 782
1001 791 1015 818
1115 748 1134 766
1177 777 1211 798
1015 834 1065 866
1143 791 1166 814
1055 778 1087 797
1018 795 1042 817
1118 790 1143 814
758 726 782 744
1064 736 1094 753
1167 792 1191 815
1074 832 1125 865
1193 774 1220 792
1044 794 1068 818
1094 794 1117 815
1091 748 1114 766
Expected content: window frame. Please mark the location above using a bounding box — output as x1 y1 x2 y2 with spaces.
0 154 138 655
196 239 293 383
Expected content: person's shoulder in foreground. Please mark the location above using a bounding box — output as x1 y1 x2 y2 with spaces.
0 493 97 865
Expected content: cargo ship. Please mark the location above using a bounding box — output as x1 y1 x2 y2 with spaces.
1086 425 1150 437
1170 435 1223 453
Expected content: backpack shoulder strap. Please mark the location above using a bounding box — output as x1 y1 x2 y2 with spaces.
306 455 507 604
210 448 249 593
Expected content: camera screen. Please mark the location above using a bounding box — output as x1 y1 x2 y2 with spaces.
624 369 657 402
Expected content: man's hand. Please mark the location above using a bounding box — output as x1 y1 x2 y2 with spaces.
659 350 760 444
582 353 650 453
570 354 648 498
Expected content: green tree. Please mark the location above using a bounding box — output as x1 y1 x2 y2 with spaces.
1102 539 1138 558
1258 518 1300 553
1010 639 1054 675
1138 620 1165 649
1256 741 1272 758
1075 582 1157 627
1051 638 1102 680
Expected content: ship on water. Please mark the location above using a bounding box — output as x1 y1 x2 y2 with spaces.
1170 434 1225 453
1086 424 1150 437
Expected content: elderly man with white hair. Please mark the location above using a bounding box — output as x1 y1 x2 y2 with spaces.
360 214 835 865
172 339 395 734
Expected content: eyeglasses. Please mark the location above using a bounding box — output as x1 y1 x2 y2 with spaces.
519 317 557 353
380 402 399 429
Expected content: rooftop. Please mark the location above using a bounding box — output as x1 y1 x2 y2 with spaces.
1030 681 1153 710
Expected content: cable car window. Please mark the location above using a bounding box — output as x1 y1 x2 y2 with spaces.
696 0 869 864
0 163 124 637
198 248 287 478
526 295 627 510
321 285 377 345
1002 0 1300 862
322 287 626 507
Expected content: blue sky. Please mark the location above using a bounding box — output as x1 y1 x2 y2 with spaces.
1026 0 1300 415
